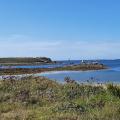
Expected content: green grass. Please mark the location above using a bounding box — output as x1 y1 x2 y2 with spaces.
0 75 120 120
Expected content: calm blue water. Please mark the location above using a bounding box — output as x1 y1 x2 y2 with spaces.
37 60 120 83
0 60 80 69
1 60 120 83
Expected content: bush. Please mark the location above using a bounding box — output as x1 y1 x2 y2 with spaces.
107 84 120 98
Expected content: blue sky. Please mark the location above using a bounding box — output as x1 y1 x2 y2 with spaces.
0 0 120 60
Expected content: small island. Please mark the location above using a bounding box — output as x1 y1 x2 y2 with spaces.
0 57 53 66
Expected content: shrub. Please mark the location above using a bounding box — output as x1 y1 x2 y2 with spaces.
107 84 120 98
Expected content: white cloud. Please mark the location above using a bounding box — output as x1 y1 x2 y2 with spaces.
0 35 120 60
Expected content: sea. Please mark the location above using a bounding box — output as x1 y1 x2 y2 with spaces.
0 60 120 83
38 60 120 84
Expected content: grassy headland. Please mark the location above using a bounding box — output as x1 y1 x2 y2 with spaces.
0 57 53 65
0 75 120 120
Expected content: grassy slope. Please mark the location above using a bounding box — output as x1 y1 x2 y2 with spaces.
0 76 120 120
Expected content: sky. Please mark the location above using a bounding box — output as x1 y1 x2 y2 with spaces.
0 0 120 60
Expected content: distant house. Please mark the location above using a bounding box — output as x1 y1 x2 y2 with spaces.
81 60 86 64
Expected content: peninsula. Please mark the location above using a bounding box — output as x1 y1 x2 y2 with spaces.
0 63 107 75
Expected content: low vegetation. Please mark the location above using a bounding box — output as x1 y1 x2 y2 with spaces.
0 76 120 120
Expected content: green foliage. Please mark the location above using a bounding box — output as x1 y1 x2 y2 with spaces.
0 76 120 120
107 84 120 98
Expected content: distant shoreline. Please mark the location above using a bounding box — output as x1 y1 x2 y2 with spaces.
0 64 107 75
0 57 54 65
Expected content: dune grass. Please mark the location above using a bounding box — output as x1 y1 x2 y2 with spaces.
0 75 120 120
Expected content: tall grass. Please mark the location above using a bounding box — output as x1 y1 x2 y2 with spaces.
0 75 120 120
